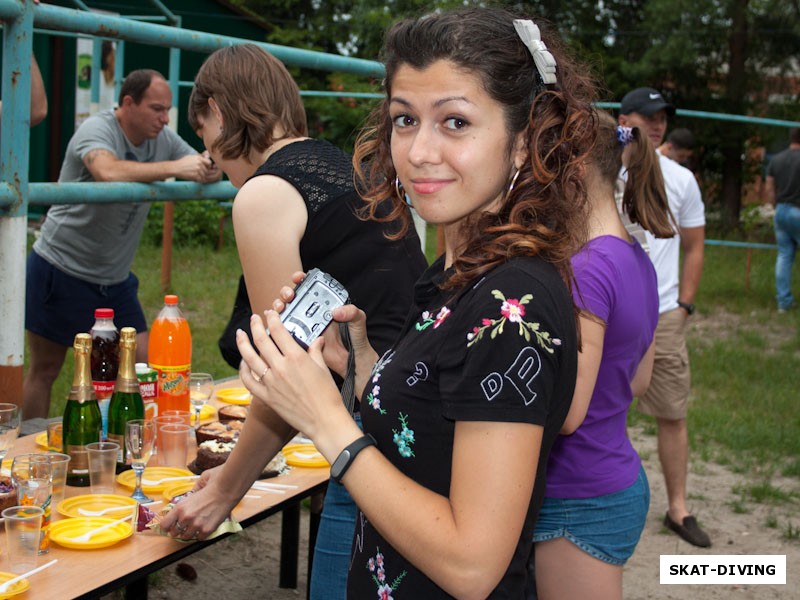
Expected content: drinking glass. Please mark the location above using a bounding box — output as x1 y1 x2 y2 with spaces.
125 419 155 502
189 373 214 426
0 404 21 462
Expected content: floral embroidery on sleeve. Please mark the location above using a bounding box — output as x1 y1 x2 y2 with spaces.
366 351 394 414
368 548 406 599
414 306 451 331
466 290 561 352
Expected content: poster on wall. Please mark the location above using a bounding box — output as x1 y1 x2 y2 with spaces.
75 9 118 131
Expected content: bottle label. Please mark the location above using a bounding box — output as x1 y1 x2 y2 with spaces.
92 380 115 400
108 432 127 465
66 445 90 474
151 364 190 397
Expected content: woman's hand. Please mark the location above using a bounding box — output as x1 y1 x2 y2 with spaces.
237 312 345 444
159 466 235 541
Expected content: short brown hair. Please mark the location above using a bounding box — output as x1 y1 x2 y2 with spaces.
119 69 164 105
188 44 307 160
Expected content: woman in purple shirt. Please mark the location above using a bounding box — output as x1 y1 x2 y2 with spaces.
533 111 676 599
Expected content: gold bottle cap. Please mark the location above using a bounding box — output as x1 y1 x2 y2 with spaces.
74 332 92 352
120 327 137 344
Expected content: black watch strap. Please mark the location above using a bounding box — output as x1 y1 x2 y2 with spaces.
331 434 377 484
677 301 695 315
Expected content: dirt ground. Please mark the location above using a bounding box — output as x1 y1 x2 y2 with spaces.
131 311 799 599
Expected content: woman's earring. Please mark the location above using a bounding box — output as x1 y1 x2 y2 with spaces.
395 177 413 207
507 169 521 195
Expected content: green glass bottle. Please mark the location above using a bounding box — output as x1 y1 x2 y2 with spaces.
63 333 102 487
107 327 145 473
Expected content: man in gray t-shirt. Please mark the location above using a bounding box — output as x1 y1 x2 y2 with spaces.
24 69 221 418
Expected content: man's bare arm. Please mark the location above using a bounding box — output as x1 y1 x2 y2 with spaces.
765 175 776 207
30 54 47 126
83 148 218 183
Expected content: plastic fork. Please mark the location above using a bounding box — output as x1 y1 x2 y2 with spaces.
65 515 132 543
77 505 134 517
140 474 198 486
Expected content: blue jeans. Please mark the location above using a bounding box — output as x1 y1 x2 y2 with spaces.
775 203 800 310
309 414 361 600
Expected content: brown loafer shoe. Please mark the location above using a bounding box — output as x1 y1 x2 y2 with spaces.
664 513 712 548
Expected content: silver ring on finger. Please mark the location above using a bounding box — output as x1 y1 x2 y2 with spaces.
175 522 188 533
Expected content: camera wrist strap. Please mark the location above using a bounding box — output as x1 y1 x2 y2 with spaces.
338 322 357 415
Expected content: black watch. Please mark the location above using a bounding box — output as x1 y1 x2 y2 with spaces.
330 434 377 484
677 301 695 315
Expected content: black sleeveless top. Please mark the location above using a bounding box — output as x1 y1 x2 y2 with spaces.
218 138 427 368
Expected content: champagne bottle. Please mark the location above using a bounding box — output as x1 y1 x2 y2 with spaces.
107 327 145 473
63 333 102 487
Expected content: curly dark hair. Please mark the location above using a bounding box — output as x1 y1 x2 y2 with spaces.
353 7 597 295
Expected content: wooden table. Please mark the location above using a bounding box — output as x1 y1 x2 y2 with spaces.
1 384 330 599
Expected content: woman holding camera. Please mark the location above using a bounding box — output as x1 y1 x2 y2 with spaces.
234 7 597 597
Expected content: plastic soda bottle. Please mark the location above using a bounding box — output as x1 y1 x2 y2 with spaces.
90 308 119 440
108 328 145 473
63 333 102 487
148 295 192 414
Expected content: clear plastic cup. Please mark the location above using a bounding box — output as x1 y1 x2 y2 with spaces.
158 424 192 468
2 506 43 571
87 441 119 494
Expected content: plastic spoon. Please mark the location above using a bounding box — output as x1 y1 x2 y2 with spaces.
0 559 58 593
65 515 132 543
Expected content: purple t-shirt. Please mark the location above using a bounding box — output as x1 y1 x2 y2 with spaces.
545 235 658 498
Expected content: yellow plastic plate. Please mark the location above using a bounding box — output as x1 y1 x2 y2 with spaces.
49 517 133 550
0 572 31 597
282 443 329 468
196 403 216 422
35 431 48 449
116 467 194 494
56 494 137 519
161 480 196 502
215 387 252 405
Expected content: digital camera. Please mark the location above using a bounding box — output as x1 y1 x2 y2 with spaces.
278 268 349 349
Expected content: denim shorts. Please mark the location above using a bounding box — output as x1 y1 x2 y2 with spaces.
533 466 650 565
26 250 148 346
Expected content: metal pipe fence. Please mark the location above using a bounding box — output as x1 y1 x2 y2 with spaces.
0 0 385 406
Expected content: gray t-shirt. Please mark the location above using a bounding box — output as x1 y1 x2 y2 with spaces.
34 109 196 284
767 147 800 208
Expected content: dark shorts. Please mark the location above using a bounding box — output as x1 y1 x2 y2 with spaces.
26 250 148 346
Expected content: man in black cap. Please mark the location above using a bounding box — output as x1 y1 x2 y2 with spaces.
619 87 710 548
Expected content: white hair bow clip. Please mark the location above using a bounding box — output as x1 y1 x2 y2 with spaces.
513 19 557 85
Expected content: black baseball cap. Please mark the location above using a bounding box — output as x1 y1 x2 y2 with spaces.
619 87 676 116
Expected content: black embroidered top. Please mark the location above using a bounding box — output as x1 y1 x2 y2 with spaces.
348 256 577 598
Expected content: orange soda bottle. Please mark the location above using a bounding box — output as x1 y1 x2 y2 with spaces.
148 295 192 415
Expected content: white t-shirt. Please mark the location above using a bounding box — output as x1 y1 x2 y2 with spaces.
643 153 705 313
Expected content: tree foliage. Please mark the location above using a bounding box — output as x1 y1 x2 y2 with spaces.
228 0 800 229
